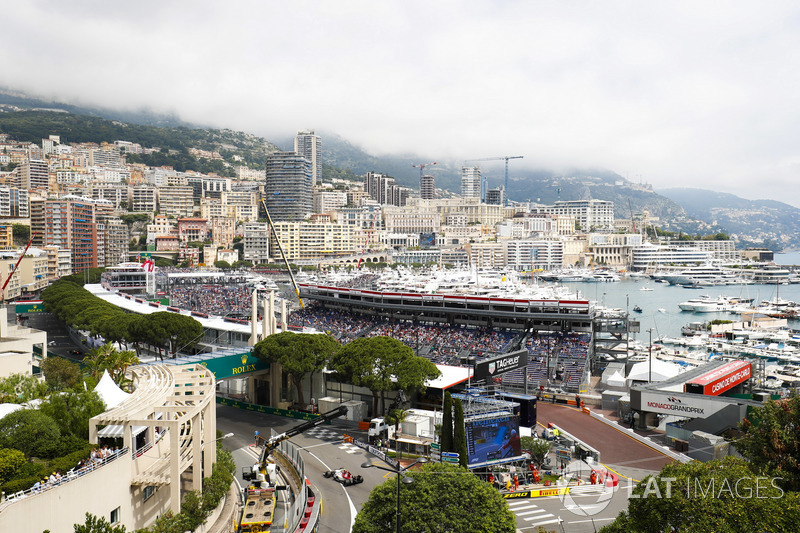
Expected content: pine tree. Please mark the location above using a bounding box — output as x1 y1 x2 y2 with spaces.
441 391 453 452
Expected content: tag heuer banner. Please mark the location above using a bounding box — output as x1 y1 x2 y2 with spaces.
473 349 529 381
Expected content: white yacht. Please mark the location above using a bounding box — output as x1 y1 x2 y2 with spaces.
662 265 734 287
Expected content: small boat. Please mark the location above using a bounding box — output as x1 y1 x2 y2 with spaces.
640 286 653 291
658 308 667 313
633 305 643 313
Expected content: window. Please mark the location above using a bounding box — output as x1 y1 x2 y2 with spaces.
143 485 156 502
110 507 120 525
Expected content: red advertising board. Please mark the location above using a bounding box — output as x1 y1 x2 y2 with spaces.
686 360 751 396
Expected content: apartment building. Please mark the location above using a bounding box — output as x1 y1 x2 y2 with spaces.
0 186 29 217
461 166 482 199
313 190 347 214
177 218 208 243
242 222 270 264
158 185 195 218
264 152 312 221
531 199 615 231
295 130 322 186
270 221 358 262
505 239 564 271
19 159 49 189
131 185 158 212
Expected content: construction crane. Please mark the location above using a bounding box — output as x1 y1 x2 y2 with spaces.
1 232 38 303
411 161 437 179
464 156 523 206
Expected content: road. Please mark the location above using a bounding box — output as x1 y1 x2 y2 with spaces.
217 404 373 533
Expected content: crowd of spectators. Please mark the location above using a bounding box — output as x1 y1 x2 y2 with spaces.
169 285 252 317
21 446 123 498
287 304 516 366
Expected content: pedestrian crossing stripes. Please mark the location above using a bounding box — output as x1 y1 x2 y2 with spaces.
506 499 561 529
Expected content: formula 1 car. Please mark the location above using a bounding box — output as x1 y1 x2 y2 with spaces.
323 468 363 486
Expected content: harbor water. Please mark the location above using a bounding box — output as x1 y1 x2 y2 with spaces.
549 278 800 343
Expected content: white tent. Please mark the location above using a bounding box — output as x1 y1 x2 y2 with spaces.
94 371 148 439
94 370 130 409
0 403 24 420
627 359 683 383
606 370 626 388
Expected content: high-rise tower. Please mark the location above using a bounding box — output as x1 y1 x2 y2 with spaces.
420 174 435 199
264 151 313 221
461 166 482 199
294 130 321 187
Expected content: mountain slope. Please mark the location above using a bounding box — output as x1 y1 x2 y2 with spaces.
658 188 800 250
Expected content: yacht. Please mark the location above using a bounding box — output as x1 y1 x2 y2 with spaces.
662 265 734 287
583 270 621 282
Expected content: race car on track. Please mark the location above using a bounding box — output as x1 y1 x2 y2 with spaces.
323 468 363 486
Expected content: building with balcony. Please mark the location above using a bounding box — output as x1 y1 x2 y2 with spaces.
264 152 312 221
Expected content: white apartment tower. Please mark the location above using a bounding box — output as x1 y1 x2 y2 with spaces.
294 130 321 187
461 166 482 199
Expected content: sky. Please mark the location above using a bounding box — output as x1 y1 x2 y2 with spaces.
2 1 800 205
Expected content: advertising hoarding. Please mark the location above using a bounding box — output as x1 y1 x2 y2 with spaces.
473 350 529 381
465 414 522 465
685 360 752 396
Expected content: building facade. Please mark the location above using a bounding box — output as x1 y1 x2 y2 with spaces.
264 152 312 221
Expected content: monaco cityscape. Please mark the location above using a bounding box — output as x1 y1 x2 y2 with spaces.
2 3 800 533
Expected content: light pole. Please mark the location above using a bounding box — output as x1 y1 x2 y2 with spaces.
362 457 428 533
648 328 653 383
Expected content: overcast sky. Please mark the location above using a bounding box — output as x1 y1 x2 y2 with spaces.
2 1 799 205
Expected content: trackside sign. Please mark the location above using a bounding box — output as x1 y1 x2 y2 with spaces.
474 350 529 381
685 360 752 396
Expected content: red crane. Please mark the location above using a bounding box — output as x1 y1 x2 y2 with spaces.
412 161 437 179
1 232 38 303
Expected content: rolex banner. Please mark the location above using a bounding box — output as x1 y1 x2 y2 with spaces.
473 349 529 381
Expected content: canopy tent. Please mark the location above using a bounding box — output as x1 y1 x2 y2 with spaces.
0 403 24 420
627 359 683 383
606 370 626 388
93 370 147 439
94 370 130 409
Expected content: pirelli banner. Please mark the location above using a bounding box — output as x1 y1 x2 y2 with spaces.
474 350 529 381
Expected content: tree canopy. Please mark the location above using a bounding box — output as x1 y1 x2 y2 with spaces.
330 336 440 416
0 410 62 458
353 462 516 533
41 356 82 391
735 396 800 491
253 331 340 407
600 456 800 533
39 390 106 441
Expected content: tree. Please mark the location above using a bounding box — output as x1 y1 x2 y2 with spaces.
0 372 49 403
73 513 127 533
130 312 202 359
11 223 30 246
0 447 25 484
453 398 468 469
353 462 516 533
82 343 140 386
214 260 231 269
521 436 551 466
331 336 440 416
601 456 800 533
0 409 61 458
735 395 800 491
253 332 340 407
39 390 106 440
441 391 453 453
41 356 82 390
